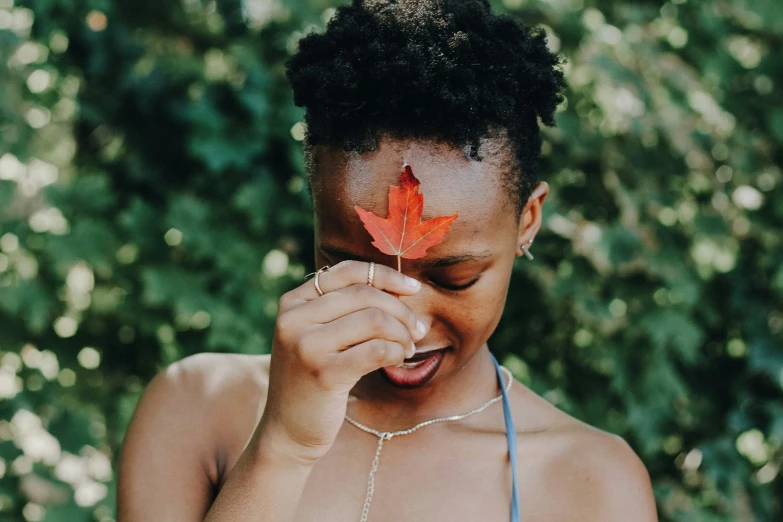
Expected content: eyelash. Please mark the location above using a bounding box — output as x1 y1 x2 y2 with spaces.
431 275 481 295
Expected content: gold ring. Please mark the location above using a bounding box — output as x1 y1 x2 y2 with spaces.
311 265 330 296
304 265 330 280
367 262 375 287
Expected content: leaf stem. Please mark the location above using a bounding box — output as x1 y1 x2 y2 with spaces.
397 255 401 272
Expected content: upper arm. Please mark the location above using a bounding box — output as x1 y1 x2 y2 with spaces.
544 430 658 522
117 354 219 522
589 435 658 521
574 434 658 522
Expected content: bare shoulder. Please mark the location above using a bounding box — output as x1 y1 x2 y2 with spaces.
119 352 271 488
171 351 271 383
543 424 656 520
117 352 270 520
167 352 271 405
145 352 271 424
508 383 657 521
166 352 272 446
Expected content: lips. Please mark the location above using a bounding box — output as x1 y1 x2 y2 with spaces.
380 348 449 388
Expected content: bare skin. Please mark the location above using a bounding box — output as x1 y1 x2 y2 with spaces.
117 134 658 521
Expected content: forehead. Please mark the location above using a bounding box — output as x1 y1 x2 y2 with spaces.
310 137 517 249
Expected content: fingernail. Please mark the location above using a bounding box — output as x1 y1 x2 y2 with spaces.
404 276 421 289
416 320 426 337
408 342 416 358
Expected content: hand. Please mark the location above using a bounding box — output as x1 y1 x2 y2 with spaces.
256 260 425 465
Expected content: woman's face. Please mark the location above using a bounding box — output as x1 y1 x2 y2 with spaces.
309 136 547 387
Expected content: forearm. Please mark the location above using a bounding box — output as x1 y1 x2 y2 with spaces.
203 432 315 522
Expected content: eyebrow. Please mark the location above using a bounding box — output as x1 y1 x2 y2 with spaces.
320 244 493 269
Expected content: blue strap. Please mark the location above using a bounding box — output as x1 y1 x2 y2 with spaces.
490 352 520 522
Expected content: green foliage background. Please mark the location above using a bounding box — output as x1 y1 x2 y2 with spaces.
0 0 781 520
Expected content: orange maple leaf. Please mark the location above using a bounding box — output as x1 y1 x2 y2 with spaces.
355 164 458 272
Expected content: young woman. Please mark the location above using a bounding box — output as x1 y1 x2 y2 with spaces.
117 1 658 520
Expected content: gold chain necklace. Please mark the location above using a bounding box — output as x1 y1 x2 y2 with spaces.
344 365 513 522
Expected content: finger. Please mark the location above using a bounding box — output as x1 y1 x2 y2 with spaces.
329 339 407 376
298 284 426 341
289 260 421 303
315 308 415 356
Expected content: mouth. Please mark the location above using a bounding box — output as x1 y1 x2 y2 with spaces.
402 348 447 364
380 347 450 388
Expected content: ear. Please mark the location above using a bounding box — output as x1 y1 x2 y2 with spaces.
516 181 549 257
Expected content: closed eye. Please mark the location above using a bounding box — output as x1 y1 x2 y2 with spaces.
430 275 482 294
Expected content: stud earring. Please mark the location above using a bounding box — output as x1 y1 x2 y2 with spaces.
520 239 534 260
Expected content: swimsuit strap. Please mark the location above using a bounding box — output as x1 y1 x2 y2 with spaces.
490 352 520 522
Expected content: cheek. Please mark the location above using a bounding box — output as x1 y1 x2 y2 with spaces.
436 267 513 345
475 258 514 311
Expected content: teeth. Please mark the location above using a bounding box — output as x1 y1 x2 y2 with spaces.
401 359 426 369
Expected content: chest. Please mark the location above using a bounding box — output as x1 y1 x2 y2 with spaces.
292 423 517 522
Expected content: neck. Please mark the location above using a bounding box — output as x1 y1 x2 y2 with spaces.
346 344 502 432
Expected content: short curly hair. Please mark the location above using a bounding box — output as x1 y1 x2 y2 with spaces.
284 0 567 212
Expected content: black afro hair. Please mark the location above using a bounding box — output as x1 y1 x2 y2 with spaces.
284 0 567 212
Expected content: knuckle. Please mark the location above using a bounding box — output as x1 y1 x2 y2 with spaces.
297 333 320 361
368 308 387 331
278 291 295 312
335 259 359 274
370 340 389 364
348 259 365 273
275 311 297 339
